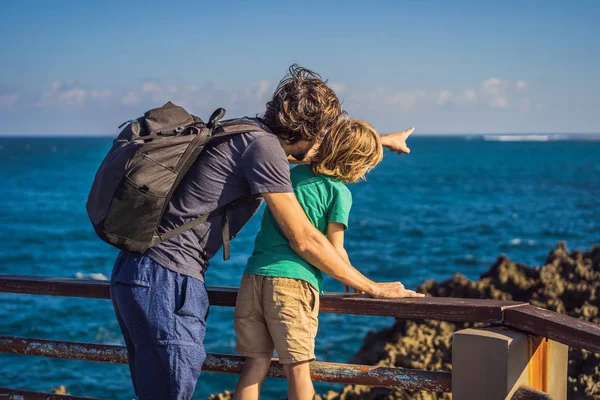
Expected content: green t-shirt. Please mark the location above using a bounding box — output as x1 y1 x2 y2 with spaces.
244 164 352 293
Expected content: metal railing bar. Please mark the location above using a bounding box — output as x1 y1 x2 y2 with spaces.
0 274 526 322
0 336 451 392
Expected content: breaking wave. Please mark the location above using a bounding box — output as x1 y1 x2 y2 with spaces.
74 272 108 281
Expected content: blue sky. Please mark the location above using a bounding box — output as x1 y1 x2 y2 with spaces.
0 0 598 135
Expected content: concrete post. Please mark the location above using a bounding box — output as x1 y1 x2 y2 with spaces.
452 327 568 400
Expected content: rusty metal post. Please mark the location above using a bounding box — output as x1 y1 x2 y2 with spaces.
452 327 567 400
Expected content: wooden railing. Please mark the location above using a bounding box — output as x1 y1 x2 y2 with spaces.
1 274 599 400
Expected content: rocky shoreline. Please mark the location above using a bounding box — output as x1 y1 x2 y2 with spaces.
319 242 600 400
211 243 600 399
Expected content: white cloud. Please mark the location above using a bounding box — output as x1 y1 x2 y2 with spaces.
30 76 530 115
36 81 87 106
348 76 530 113
491 96 508 108
254 80 271 99
516 80 528 91
121 80 274 114
481 77 509 109
28 75 533 122
62 88 87 105
391 90 426 110
463 89 478 103
122 91 141 105
36 81 112 107
437 89 453 105
232 80 271 103
430 88 479 107
142 81 162 93
91 89 112 98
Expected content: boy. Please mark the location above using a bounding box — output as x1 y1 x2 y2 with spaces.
233 119 423 400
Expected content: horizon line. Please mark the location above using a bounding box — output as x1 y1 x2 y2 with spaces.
1 132 600 138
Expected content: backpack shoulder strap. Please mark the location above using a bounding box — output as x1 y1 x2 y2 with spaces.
210 118 269 140
155 214 211 243
155 193 263 260
220 193 262 260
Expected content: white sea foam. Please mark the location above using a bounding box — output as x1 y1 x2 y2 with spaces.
75 272 108 281
466 134 600 142
485 135 549 142
508 238 536 247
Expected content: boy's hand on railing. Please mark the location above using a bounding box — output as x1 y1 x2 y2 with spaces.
380 127 414 155
370 281 425 299
344 284 364 294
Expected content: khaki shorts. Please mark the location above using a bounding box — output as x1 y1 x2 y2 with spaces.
234 274 320 364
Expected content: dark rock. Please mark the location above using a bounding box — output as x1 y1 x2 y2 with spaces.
319 243 600 400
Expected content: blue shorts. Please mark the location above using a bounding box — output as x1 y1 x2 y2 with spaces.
110 251 209 400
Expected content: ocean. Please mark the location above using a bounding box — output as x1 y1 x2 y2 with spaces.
1 136 599 399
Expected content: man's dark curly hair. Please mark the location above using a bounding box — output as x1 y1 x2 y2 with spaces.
263 64 342 144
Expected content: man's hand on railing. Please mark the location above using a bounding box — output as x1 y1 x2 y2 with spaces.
380 127 415 155
370 281 425 299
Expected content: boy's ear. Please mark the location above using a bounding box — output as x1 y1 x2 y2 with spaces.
305 141 320 162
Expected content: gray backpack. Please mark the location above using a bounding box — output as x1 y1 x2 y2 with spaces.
86 101 266 258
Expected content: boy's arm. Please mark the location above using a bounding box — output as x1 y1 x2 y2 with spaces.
263 192 424 299
327 222 355 293
379 127 414 154
327 222 350 264
288 127 414 164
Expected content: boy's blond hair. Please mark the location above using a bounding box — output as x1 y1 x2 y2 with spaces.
310 118 383 183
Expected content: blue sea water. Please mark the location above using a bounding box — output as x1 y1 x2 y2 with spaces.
0 136 599 399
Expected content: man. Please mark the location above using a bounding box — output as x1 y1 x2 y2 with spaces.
110 64 422 400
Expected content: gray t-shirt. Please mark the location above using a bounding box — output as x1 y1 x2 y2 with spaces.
146 119 293 280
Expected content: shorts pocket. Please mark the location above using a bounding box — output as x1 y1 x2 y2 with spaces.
308 284 320 319
307 285 320 340
264 278 303 322
234 275 255 319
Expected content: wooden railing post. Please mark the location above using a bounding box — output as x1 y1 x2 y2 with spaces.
452 327 567 400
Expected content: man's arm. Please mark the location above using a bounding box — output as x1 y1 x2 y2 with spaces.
263 192 424 299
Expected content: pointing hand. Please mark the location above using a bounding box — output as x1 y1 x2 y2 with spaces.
380 127 415 155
